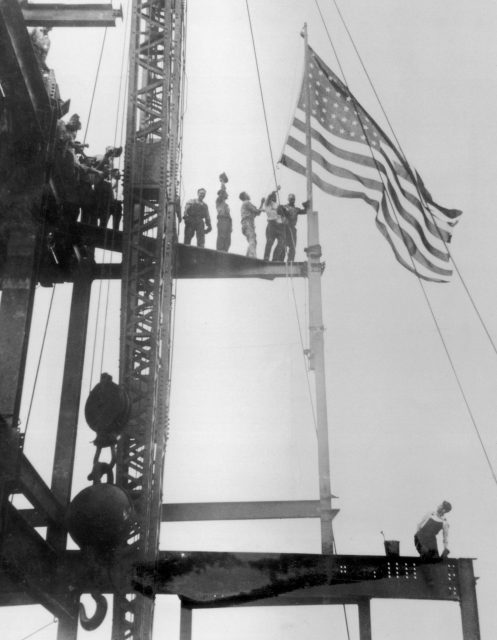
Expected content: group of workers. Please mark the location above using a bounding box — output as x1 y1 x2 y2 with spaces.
183 175 309 262
56 113 123 230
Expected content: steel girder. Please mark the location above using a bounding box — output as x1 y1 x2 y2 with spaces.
114 0 185 638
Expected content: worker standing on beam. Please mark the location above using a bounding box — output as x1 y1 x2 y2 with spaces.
282 193 308 262
239 191 263 258
183 188 212 247
414 501 452 560
216 173 232 251
263 189 286 262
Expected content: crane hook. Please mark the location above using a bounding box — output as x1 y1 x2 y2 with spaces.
79 593 108 631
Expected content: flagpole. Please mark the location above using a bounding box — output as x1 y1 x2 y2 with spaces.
302 24 334 555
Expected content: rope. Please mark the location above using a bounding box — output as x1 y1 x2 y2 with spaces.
99 6 131 375
16 618 57 640
83 28 108 144
24 286 56 441
451 260 497 358
315 0 497 489
416 280 497 487
332 538 351 640
288 276 318 435
244 0 280 194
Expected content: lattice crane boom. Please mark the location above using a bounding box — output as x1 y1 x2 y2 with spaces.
113 1 185 637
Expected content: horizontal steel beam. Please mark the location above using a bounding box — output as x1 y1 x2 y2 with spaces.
0 550 474 610
137 552 463 606
161 501 339 521
21 2 121 27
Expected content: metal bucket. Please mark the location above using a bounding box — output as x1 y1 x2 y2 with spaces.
384 540 400 557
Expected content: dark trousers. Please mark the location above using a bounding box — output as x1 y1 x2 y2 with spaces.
264 220 285 261
184 218 205 247
414 534 439 560
216 217 232 251
286 224 297 261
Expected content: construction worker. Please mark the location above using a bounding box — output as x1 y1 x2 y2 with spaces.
216 173 232 251
263 190 286 262
183 188 212 247
30 27 51 72
414 501 452 560
282 194 307 262
239 192 263 258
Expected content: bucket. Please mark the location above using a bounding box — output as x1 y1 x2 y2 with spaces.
384 540 400 557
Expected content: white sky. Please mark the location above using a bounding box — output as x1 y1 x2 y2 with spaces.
4 0 497 638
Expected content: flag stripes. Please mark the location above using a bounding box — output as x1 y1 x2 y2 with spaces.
280 47 461 282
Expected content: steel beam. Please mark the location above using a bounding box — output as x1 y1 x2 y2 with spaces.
50 223 307 280
0 0 52 136
161 501 339 521
358 599 372 640
12 453 65 526
179 603 192 640
1 502 78 620
0 551 477 613
21 2 121 27
47 273 93 551
459 558 480 640
174 244 307 279
0 230 38 430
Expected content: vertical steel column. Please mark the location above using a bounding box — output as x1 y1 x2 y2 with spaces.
0 228 38 551
358 599 372 640
0 230 38 431
302 25 334 554
47 273 93 550
179 603 193 640
459 559 480 640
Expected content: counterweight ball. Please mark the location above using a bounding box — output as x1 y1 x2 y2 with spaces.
66 484 134 552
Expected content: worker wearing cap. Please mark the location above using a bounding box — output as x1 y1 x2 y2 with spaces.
414 501 452 560
239 191 263 258
183 188 212 247
282 193 307 262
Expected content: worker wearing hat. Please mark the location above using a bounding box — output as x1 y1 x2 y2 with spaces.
414 501 452 560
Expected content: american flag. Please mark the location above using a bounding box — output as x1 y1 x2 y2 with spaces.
280 47 462 282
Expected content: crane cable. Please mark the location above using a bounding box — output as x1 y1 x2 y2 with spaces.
244 0 279 195
23 287 57 442
16 617 57 640
243 2 321 434
83 28 108 145
314 0 497 488
98 4 132 376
